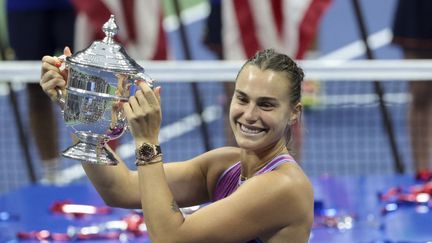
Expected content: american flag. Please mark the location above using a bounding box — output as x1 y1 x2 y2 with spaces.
71 0 167 60
222 0 332 60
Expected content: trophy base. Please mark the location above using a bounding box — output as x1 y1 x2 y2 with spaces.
62 141 118 165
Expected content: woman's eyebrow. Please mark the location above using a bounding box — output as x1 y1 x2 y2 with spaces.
258 97 278 102
235 89 279 103
234 90 247 96
235 90 279 102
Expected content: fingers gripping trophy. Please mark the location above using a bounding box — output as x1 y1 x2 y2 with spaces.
55 15 153 165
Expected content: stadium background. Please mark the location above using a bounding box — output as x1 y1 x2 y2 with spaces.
0 0 409 194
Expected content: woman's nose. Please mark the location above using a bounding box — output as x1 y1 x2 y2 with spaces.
243 104 259 122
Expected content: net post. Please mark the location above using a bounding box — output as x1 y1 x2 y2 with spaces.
0 46 37 183
351 0 405 174
171 0 212 152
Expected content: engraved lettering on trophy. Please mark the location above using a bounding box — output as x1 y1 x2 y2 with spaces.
65 69 109 124
86 55 108 65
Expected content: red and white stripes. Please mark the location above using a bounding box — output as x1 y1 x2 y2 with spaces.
222 0 332 60
72 0 167 60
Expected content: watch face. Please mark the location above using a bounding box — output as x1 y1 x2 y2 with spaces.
136 143 161 161
139 144 155 160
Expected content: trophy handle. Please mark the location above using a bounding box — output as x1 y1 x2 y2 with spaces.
56 89 65 111
55 55 68 111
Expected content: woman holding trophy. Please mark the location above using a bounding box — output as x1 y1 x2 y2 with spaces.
41 39 313 242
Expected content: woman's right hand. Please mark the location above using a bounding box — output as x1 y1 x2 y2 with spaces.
40 47 72 101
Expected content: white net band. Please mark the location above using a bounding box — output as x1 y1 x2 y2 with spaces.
2 59 432 83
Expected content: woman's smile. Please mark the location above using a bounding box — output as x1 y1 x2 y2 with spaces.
236 121 267 137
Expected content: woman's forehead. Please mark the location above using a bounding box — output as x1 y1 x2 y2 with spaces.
236 65 290 98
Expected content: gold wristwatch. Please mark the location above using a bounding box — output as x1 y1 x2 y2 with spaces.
135 142 162 166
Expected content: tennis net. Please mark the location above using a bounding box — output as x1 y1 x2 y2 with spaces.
0 59 431 194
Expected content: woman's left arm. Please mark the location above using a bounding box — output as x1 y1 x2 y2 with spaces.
123 81 187 241
137 163 187 242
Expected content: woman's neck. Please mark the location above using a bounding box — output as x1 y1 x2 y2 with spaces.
239 141 288 179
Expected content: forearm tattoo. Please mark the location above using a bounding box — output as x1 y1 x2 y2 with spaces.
171 199 181 213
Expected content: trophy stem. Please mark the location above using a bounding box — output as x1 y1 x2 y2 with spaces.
62 132 118 165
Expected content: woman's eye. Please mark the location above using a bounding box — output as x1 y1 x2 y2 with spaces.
236 96 248 103
259 102 274 109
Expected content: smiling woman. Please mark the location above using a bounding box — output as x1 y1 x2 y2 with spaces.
39 48 312 243
231 50 304 154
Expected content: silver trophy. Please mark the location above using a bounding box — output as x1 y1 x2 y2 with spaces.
56 15 152 165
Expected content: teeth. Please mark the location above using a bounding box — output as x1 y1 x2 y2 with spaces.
240 124 263 134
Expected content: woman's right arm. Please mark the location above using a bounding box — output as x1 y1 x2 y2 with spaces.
81 150 141 208
40 51 238 209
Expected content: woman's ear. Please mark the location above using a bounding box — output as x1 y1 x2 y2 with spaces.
289 102 303 124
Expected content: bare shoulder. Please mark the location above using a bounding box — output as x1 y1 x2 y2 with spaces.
207 163 314 242
275 163 313 225
244 163 313 225
278 162 313 194
170 160 312 242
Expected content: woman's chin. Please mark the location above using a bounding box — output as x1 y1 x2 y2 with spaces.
235 138 262 151
235 135 285 153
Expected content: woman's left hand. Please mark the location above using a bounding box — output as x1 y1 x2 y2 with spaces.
123 81 162 146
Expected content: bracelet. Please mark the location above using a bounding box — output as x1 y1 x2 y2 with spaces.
135 154 163 166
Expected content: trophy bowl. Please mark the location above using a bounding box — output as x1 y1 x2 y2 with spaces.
57 15 152 165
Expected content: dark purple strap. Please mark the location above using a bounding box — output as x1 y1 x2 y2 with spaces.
256 154 295 176
212 154 295 201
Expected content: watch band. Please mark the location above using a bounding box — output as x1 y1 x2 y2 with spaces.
135 154 163 166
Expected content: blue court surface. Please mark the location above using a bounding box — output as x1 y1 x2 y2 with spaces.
1 0 432 242
1 175 431 242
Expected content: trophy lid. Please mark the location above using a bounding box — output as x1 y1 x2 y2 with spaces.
67 15 144 73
